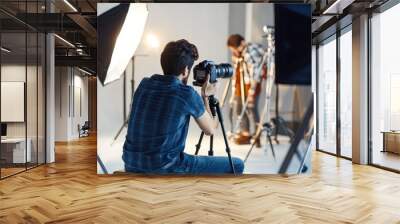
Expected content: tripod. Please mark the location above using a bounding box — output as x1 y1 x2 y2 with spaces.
194 95 236 174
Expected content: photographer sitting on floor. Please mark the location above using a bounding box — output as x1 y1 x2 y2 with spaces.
123 39 244 174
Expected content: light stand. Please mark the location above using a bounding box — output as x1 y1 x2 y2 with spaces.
278 99 313 174
194 95 236 174
97 3 148 174
219 78 232 108
242 27 277 162
110 54 150 146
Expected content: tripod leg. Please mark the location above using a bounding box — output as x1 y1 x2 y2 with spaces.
244 123 264 163
209 135 214 156
219 78 232 108
244 141 256 163
294 150 308 171
267 134 276 160
195 132 204 155
229 106 234 134
212 97 236 174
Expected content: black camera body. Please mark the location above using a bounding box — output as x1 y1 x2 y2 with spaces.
193 60 233 86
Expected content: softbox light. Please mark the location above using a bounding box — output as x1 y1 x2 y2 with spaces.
97 3 148 86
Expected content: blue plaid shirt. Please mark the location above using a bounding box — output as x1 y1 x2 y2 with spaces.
123 74 205 171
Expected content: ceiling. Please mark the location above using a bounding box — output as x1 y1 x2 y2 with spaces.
0 0 98 73
1 0 392 74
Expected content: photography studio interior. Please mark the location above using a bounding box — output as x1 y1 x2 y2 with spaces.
1 1 400 223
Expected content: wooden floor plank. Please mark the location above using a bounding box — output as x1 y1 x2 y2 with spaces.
1 135 400 223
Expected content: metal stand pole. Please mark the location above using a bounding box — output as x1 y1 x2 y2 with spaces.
220 78 232 108
278 99 313 174
244 29 276 161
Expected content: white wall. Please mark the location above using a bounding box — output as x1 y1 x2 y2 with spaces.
227 3 274 58
72 73 89 137
55 67 69 141
54 67 89 141
250 3 274 44
97 3 230 173
134 3 229 95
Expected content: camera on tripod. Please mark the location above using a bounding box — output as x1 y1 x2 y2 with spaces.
193 60 233 86
191 60 236 174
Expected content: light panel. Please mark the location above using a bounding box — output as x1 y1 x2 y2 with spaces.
104 3 148 85
1 47 11 53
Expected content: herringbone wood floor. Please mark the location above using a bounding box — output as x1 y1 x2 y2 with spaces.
1 135 400 224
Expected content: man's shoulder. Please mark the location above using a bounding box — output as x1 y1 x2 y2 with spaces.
139 75 199 98
138 77 151 87
177 84 199 99
178 83 196 91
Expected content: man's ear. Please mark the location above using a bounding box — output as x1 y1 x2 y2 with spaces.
182 66 189 78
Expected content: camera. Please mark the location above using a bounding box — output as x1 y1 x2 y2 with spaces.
193 60 233 86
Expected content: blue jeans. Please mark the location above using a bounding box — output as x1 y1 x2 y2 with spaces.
125 153 244 175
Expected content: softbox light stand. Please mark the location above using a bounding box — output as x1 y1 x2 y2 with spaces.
96 3 148 173
278 98 313 174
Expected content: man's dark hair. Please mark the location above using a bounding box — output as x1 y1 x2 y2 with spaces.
160 39 199 76
227 34 244 48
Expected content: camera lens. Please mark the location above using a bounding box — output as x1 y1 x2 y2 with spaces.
193 61 233 86
215 63 233 79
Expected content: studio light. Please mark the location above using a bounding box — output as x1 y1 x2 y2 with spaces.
146 33 160 49
63 0 78 12
97 3 148 86
54 34 75 48
322 0 354 15
1 47 11 53
78 67 93 76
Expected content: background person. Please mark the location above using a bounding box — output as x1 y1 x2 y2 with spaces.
227 34 266 146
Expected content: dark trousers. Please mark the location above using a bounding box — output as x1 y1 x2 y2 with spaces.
125 153 244 174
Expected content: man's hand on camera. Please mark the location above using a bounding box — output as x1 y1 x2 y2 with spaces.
201 75 217 97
